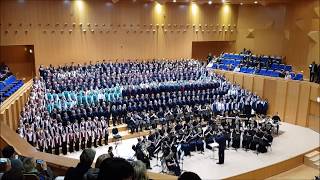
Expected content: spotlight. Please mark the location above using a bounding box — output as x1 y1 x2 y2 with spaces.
173 0 176 2
240 2 243 5
254 1 258 4
208 0 212 5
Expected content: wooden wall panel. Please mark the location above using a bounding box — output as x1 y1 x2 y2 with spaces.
309 85 320 102
224 72 234 83
284 82 300 124
243 75 253 91
253 76 264 97
233 73 244 87
263 79 277 115
308 115 320 133
274 80 287 119
296 83 310 127
0 0 238 69
0 45 35 80
191 41 235 60
309 101 320 116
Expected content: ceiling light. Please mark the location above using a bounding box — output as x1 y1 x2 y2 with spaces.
208 1 212 5
222 0 226 3
254 1 258 4
173 0 176 2
240 2 243 5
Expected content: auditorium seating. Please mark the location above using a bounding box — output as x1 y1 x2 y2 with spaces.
209 52 302 80
0 75 24 103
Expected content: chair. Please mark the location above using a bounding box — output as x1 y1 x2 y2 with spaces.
279 64 285 70
266 70 274 76
240 67 247 73
271 71 280 77
271 63 279 70
259 68 267 76
247 67 254 74
112 128 122 144
24 174 40 180
294 73 303 81
285 65 292 72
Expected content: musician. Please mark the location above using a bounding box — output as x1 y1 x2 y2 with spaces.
272 112 281 134
108 146 114 158
132 145 151 169
150 110 158 129
215 131 226 164
163 150 181 176
204 126 215 150
231 129 241 149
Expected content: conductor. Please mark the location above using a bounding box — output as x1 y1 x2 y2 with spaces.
215 131 226 165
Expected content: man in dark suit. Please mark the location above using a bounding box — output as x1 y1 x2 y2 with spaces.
215 131 226 164
309 61 317 82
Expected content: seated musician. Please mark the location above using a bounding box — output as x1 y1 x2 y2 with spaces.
272 112 281 134
204 126 215 149
231 129 241 149
164 151 181 176
132 145 151 169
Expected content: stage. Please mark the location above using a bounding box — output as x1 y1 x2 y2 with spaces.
63 122 320 179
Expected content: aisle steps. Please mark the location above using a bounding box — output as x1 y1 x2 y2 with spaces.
304 150 320 170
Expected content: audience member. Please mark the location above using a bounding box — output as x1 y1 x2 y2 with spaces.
309 61 318 82
1 146 23 171
65 148 96 180
178 171 202 180
83 154 110 180
98 157 134 180
0 158 11 179
1 168 24 180
131 160 148 180
23 157 54 180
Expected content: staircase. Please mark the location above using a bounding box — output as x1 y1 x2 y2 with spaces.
304 150 320 170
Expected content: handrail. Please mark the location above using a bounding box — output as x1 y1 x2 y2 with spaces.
0 121 177 179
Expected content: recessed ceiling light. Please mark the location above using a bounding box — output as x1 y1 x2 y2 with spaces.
173 0 176 2
240 2 243 5
208 1 212 5
254 1 258 4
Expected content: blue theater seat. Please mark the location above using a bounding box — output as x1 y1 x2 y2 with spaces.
294 73 303 81
259 68 267 75
271 63 279 70
240 67 247 73
279 64 285 70
266 70 274 76
247 67 255 74
271 71 280 77
285 65 292 72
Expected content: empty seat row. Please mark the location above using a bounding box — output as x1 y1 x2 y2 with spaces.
0 75 24 101
222 53 245 60
209 63 303 81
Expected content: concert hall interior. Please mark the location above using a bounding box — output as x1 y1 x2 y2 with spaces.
0 0 319 180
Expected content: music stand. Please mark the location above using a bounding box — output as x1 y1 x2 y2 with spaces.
178 149 186 173
208 142 219 160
